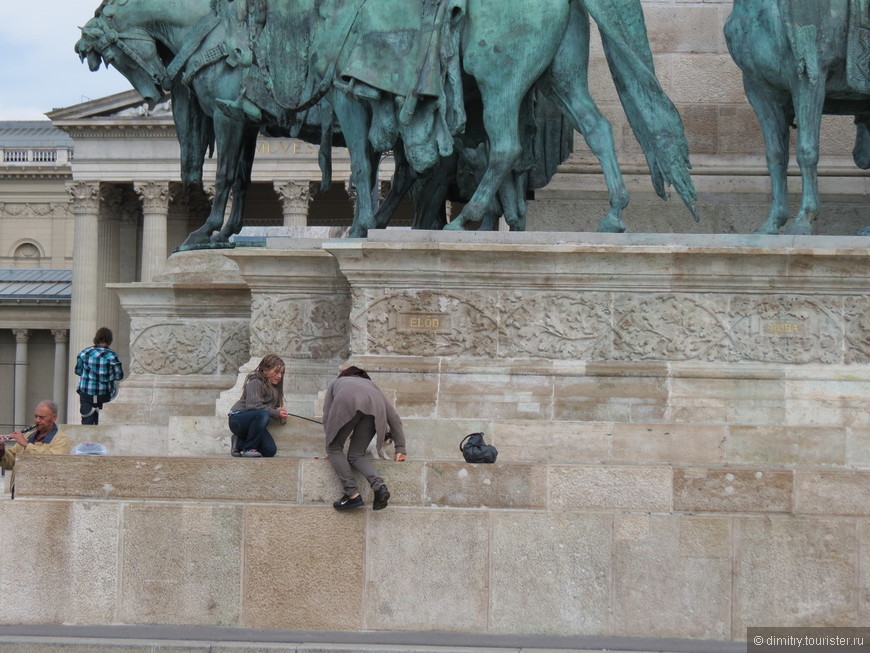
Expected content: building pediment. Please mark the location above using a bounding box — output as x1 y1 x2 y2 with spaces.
47 90 174 138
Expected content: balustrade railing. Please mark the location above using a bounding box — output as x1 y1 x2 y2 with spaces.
1 148 69 165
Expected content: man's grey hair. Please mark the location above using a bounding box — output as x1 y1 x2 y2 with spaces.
37 400 58 416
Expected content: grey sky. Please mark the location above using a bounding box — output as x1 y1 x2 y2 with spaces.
0 1 133 120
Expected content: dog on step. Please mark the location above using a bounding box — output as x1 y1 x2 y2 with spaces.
368 433 395 459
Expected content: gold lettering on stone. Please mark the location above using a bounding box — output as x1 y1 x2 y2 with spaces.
255 140 318 156
397 313 450 333
764 322 802 335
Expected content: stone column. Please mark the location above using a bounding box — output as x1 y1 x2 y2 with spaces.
51 329 69 421
67 180 101 420
118 187 140 284
12 329 30 429
135 181 170 282
97 186 123 336
273 180 313 227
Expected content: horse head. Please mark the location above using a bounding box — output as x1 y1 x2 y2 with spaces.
75 10 169 106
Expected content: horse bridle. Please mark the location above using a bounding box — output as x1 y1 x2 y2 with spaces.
83 11 222 93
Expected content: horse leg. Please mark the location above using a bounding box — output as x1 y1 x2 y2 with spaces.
181 112 247 246
180 164 233 247
495 171 527 230
443 81 534 230
375 145 417 228
546 0 627 233
784 81 826 235
410 154 457 229
743 85 793 234
331 93 378 238
444 1 564 231
213 126 259 243
442 113 519 230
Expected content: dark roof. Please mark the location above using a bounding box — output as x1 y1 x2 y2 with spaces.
0 121 74 148
0 269 72 302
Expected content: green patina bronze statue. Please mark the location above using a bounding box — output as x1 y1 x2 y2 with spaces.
76 0 699 246
726 0 870 235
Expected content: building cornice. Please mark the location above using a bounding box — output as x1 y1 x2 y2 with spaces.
53 120 176 140
0 170 72 181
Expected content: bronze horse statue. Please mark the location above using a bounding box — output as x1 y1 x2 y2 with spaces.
77 0 699 242
725 0 870 235
75 0 566 240
76 0 364 247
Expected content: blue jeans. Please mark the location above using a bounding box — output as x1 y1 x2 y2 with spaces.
78 389 112 425
228 409 277 457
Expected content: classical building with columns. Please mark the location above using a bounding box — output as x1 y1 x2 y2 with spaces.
2 0 869 428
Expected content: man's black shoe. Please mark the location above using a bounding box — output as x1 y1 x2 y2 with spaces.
333 494 364 510
373 485 390 511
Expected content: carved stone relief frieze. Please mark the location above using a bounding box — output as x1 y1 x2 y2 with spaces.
250 294 350 359
611 293 845 364
842 296 870 364
130 320 250 375
218 321 252 373
342 281 864 366
729 295 843 364
499 291 612 359
0 203 71 218
612 294 732 362
352 289 499 357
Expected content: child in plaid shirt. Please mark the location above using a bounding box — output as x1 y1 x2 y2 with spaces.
74 327 124 425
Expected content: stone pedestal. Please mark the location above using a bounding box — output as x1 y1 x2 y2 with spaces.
105 250 252 424
110 231 870 429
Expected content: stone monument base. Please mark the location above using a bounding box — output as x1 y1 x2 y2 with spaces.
106 230 870 432
8 230 863 642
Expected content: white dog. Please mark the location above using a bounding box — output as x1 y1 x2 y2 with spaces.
369 433 394 460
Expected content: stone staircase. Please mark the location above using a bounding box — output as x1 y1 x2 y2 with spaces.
2 413 867 647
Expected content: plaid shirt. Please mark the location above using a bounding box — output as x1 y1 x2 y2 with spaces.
75 345 124 397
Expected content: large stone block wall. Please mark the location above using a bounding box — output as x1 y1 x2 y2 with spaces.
2 455 867 640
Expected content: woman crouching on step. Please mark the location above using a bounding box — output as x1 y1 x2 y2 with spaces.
323 366 407 510
228 354 289 457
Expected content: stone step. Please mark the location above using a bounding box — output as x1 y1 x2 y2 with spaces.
5 454 867 640
63 416 869 469
15 454 870 516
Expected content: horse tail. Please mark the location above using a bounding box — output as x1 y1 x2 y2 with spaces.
581 0 699 221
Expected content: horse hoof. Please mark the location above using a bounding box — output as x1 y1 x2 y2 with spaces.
443 220 466 231
180 232 209 248
596 218 626 234
752 222 782 235
784 222 813 236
